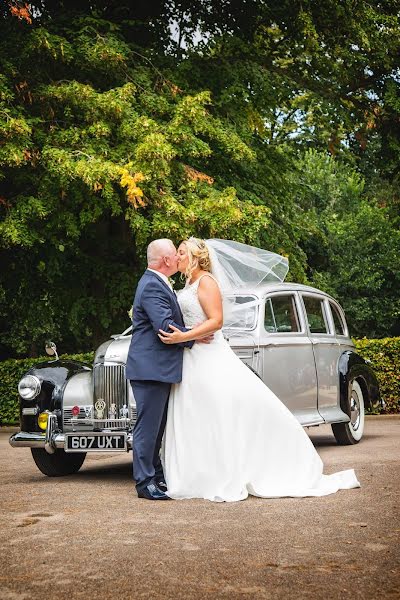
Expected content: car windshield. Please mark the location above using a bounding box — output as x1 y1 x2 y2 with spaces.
222 295 259 330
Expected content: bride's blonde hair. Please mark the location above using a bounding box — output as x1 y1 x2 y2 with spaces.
182 237 212 280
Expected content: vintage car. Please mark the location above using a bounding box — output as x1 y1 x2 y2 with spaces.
9 282 381 477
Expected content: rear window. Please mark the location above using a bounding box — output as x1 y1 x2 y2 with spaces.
264 295 300 333
330 302 346 336
302 296 329 334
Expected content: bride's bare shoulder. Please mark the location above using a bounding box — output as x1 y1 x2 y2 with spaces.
197 271 218 285
197 272 220 298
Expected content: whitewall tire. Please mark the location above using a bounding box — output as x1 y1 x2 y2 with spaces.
332 379 365 445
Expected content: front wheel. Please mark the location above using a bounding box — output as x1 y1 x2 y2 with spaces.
31 448 86 476
332 379 365 445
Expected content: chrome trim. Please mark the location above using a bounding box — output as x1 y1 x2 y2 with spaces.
350 391 361 431
45 341 59 361
70 417 131 430
64 408 136 431
300 419 324 427
22 407 39 416
92 363 130 420
45 412 58 454
62 363 134 431
111 325 132 339
63 405 96 430
9 431 47 448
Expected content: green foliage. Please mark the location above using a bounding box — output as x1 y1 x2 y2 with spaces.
0 2 399 357
320 200 399 338
0 14 270 357
354 338 400 414
292 150 400 337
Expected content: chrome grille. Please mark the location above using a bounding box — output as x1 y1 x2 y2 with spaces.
64 406 95 430
93 363 131 422
63 407 137 431
63 363 136 431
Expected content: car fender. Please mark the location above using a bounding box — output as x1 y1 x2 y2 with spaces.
20 360 91 431
338 351 381 413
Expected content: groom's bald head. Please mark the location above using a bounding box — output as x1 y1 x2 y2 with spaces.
147 239 178 276
147 239 176 265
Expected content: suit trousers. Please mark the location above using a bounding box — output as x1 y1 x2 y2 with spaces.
130 379 171 490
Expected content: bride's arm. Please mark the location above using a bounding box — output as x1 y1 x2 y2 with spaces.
158 276 223 344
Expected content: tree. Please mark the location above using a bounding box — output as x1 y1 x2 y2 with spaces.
0 8 270 356
1 1 399 356
293 150 400 337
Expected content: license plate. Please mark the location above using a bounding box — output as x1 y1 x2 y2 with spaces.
65 433 127 452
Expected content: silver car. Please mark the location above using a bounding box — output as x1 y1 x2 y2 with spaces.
10 282 381 476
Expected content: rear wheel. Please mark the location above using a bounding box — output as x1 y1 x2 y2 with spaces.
332 380 365 445
31 448 86 476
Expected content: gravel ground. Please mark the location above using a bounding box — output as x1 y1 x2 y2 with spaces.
0 415 399 600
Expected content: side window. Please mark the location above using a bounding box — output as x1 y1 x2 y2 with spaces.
264 295 300 333
330 303 345 336
303 296 329 334
226 295 258 330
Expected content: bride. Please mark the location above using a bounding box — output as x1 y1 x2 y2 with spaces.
158 237 360 502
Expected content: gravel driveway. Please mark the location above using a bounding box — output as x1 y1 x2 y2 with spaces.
0 416 399 599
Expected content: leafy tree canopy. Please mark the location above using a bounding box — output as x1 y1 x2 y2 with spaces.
0 1 399 357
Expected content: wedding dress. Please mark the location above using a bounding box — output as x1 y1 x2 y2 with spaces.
163 274 360 502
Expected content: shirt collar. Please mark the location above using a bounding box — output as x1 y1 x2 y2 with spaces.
147 268 172 290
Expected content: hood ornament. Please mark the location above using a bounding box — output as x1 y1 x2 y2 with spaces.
94 399 106 419
119 404 129 418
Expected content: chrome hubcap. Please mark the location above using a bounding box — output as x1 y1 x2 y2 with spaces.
350 390 361 430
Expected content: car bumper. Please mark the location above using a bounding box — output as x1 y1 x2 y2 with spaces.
9 415 133 454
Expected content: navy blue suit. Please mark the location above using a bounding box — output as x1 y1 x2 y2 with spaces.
126 269 193 490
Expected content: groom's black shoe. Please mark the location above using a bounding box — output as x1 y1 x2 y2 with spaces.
137 483 171 500
156 478 167 490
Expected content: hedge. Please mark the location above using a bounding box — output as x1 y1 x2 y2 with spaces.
0 339 399 425
353 337 400 414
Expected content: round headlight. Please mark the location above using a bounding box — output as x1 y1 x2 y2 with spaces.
18 375 41 400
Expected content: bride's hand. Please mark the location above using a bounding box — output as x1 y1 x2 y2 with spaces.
158 324 185 344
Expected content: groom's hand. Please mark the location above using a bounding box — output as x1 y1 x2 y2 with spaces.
158 323 214 345
158 324 185 344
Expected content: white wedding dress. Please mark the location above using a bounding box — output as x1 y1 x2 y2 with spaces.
163 275 360 502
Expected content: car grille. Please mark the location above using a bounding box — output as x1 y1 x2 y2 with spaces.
93 363 133 427
63 363 136 431
63 406 137 431
63 406 98 430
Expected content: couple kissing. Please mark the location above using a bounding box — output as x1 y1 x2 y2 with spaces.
125 237 360 502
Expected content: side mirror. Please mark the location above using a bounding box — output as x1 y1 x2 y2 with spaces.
45 341 59 361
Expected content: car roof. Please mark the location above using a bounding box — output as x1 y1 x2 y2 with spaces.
231 282 338 302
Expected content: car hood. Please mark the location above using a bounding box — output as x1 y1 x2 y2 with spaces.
94 336 131 365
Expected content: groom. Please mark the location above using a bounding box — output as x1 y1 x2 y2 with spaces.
126 239 195 500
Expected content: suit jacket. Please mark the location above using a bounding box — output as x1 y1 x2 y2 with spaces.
125 270 194 383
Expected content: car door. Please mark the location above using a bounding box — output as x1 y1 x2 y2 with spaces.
300 294 341 422
262 292 322 425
